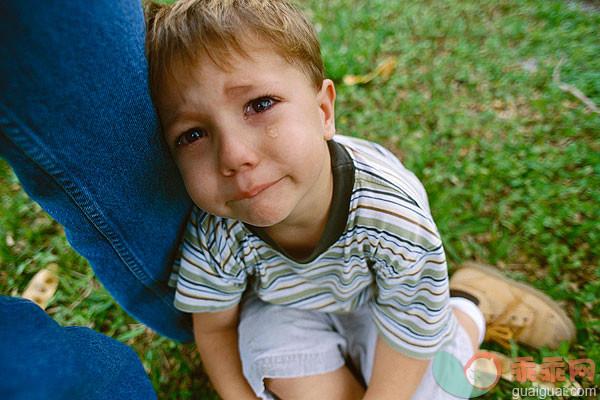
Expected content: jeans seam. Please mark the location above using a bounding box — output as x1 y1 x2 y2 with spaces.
0 106 178 310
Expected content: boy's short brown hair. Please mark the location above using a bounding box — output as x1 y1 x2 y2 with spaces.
145 0 324 99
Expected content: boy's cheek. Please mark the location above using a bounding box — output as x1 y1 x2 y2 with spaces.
186 185 215 211
179 168 207 199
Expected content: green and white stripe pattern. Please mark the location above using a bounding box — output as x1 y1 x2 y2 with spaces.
172 135 457 359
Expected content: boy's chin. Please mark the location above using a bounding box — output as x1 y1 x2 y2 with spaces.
203 200 293 228
237 206 291 228
240 214 286 228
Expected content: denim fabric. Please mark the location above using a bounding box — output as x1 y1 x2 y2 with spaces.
0 296 158 400
1 0 194 397
0 0 193 341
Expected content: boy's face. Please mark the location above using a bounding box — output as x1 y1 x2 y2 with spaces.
157 48 336 230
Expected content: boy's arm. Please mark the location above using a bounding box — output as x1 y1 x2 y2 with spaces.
362 337 430 400
192 306 258 400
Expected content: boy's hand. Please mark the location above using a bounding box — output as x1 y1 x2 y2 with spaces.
193 306 259 400
362 337 430 400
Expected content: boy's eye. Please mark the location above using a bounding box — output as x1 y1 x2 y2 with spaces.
176 128 207 146
244 96 279 117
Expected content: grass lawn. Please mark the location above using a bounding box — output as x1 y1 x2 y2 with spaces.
1 0 598 398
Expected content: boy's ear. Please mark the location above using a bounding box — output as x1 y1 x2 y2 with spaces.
317 79 336 140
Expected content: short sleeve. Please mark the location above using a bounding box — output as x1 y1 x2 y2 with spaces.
370 247 458 359
173 209 247 313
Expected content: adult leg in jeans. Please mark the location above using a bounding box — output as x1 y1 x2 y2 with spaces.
0 297 159 399
0 0 193 398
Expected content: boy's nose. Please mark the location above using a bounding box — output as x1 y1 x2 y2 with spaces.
217 132 259 177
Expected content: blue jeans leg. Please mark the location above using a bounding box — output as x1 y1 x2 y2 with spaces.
0 0 192 338
0 0 194 397
0 296 158 400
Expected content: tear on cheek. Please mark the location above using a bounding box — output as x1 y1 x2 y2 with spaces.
265 125 279 138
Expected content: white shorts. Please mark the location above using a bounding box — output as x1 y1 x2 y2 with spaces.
238 291 476 400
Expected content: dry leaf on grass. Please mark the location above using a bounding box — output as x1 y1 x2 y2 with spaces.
21 263 59 310
343 57 397 85
553 57 600 115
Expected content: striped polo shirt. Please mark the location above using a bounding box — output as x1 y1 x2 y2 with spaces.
171 135 457 359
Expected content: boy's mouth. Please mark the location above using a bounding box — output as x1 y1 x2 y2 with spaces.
232 178 283 201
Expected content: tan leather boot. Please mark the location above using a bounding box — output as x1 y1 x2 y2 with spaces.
449 262 575 350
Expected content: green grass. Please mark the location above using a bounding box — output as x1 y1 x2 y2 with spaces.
1 0 599 398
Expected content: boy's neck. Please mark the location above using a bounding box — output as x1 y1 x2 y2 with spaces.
245 139 355 262
264 203 331 259
262 157 334 260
